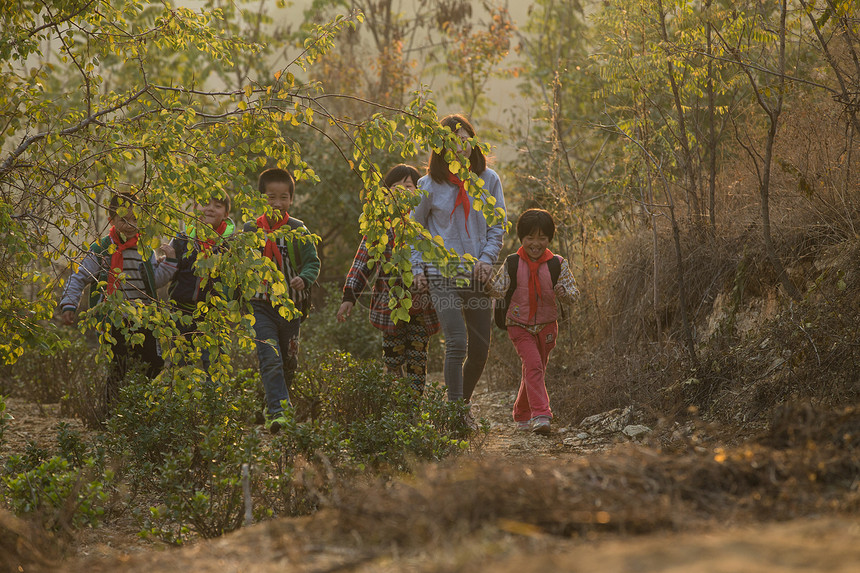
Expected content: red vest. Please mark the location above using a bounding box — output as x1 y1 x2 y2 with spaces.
507 261 558 325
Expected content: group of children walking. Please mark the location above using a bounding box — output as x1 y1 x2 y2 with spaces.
59 114 578 436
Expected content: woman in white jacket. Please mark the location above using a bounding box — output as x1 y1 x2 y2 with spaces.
411 114 507 426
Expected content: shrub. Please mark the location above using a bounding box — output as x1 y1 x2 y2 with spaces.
275 352 473 473
104 365 262 480
7 344 477 543
141 426 268 544
1 421 116 531
2 456 113 530
0 326 101 415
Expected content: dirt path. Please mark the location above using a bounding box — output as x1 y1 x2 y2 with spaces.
4 387 860 572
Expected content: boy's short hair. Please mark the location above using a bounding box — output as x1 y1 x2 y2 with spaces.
516 208 555 241
108 192 137 219
383 164 420 188
212 191 231 214
258 168 295 197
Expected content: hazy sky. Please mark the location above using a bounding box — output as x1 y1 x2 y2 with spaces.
262 0 533 159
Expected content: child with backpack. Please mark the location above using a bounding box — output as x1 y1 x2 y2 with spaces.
59 192 174 417
243 168 320 434
485 208 579 435
159 192 235 379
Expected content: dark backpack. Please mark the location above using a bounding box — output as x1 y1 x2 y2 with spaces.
494 254 562 330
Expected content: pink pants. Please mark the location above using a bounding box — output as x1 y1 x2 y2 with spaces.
508 322 558 422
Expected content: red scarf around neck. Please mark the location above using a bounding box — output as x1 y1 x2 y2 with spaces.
197 220 228 251
106 225 139 295
517 246 554 321
447 172 471 237
257 213 290 269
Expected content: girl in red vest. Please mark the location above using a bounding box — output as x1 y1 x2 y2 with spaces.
485 209 579 435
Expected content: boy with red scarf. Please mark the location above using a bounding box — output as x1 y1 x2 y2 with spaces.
243 168 320 433
485 209 579 435
160 193 235 377
59 193 174 415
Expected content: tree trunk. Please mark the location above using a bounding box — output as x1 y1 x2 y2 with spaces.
657 0 701 221
760 0 801 301
705 0 717 230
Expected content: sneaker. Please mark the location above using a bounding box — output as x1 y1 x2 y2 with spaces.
532 416 551 435
516 420 532 432
266 410 286 435
462 409 478 432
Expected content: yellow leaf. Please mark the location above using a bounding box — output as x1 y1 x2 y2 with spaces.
244 84 253 98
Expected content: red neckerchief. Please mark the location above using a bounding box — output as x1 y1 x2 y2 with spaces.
106 225 139 295
257 213 289 269
517 246 554 321
447 172 471 237
198 220 228 251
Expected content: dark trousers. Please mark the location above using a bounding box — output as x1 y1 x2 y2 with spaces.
105 325 163 411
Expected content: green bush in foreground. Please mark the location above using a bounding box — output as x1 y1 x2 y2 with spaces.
2 423 116 532
1 335 477 544
104 350 475 544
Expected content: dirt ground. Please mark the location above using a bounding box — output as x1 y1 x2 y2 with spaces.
3 385 860 573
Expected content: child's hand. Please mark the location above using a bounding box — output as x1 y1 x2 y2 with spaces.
160 243 176 259
554 283 566 296
336 301 354 322
474 261 493 284
290 276 306 291
60 310 76 325
413 273 429 293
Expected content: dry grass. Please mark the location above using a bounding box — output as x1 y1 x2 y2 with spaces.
478 93 860 443
305 401 859 551
0 509 63 572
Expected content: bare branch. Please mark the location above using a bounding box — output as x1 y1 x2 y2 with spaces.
1 86 150 173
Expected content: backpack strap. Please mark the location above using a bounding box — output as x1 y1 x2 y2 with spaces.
503 254 519 305
285 217 304 272
87 235 113 308
548 255 562 286
548 254 567 322
139 248 157 298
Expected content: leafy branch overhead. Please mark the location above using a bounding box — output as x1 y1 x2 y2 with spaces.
0 0 501 364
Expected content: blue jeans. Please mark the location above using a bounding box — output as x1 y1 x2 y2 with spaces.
252 301 301 416
428 276 493 402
